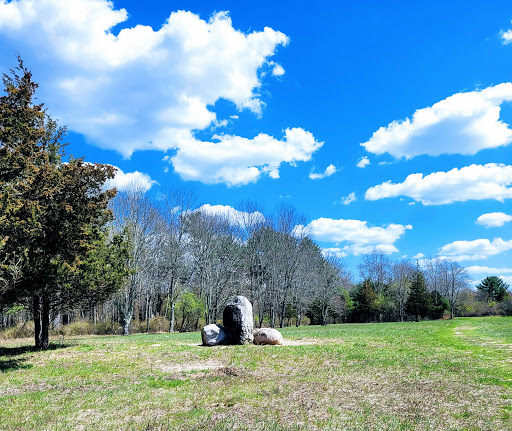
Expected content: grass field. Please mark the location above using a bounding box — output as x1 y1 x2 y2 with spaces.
1 317 512 430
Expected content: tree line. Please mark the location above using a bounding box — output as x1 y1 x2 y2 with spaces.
1 59 510 350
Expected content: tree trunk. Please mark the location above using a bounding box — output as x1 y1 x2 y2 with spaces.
122 317 131 336
33 295 42 349
168 276 176 333
280 298 286 328
169 301 175 333
145 291 151 333
41 297 50 350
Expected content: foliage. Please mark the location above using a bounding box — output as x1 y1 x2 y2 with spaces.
174 291 205 332
428 290 449 320
351 280 379 322
477 276 509 302
0 57 127 349
405 268 430 321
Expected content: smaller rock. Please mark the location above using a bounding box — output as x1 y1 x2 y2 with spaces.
253 328 284 345
201 324 227 346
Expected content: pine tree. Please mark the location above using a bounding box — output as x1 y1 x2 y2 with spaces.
0 57 129 349
405 267 430 322
476 276 509 302
353 279 379 322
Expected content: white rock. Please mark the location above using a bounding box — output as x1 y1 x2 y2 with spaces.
253 328 284 345
201 324 227 346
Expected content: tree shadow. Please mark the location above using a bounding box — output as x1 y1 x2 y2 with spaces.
0 343 73 373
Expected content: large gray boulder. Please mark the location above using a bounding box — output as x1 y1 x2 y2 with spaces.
223 296 254 345
201 323 227 346
253 328 284 345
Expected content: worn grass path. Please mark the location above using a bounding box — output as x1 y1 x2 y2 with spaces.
1 317 512 430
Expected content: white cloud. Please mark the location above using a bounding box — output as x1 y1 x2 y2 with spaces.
365 163 512 205
272 64 285 76
341 192 356 205
501 275 512 285
501 24 512 44
361 83 512 158
0 1 322 186
466 266 512 275
413 253 424 259
356 156 370 168
321 248 348 258
438 238 512 261
476 212 512 228
169 128 322 186
196 204 265 226
106 167 157 192
305 218 412 256
309 164 337 180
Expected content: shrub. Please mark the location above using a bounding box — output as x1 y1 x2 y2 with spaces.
57 320 94 336
94 322 122 335
0 321 34 340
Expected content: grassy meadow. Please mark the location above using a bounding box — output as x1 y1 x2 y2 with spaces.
1 316 512 430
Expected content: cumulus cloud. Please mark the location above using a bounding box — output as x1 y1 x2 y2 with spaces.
106 167 157 192
340 192 356 205
169 128 322 186
305 218 412 256
309 164 337 180
195 204 265 226
476 212 512 228
365 163 512 205
0 1 322 186
413 253 424 259
438 238 512 261
356 156 370 168
361 83 512 158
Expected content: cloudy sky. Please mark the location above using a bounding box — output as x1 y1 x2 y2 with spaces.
1 0 511 284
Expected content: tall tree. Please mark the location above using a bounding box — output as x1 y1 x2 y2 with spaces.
0 58 126 349
358 252 392 294
438 260 470 319
159 187 197 332
390 260 415 321
476 276 509 302
352 280 379 323
111 183 160 335
405 266 430 322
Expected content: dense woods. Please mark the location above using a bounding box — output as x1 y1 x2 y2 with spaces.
1 61 511 347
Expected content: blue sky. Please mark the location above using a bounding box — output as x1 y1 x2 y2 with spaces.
1 0 511 284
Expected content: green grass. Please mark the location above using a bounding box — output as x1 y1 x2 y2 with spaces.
1 317 512 430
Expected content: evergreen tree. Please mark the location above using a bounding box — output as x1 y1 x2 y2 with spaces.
476 276 509 302
352 280 379 322
0 58 129 349
428 290 449 320
405 267 430 322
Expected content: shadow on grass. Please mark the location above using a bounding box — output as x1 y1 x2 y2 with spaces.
0 343 72 373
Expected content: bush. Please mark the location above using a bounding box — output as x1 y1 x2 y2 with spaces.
131 317 171 334
94 322 122 335
57 320 94 336
0 321 34 340
498 297 512 316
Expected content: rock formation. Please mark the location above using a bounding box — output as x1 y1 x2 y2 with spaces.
253 328 284 345
201 323 227 346
222 295 254 345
